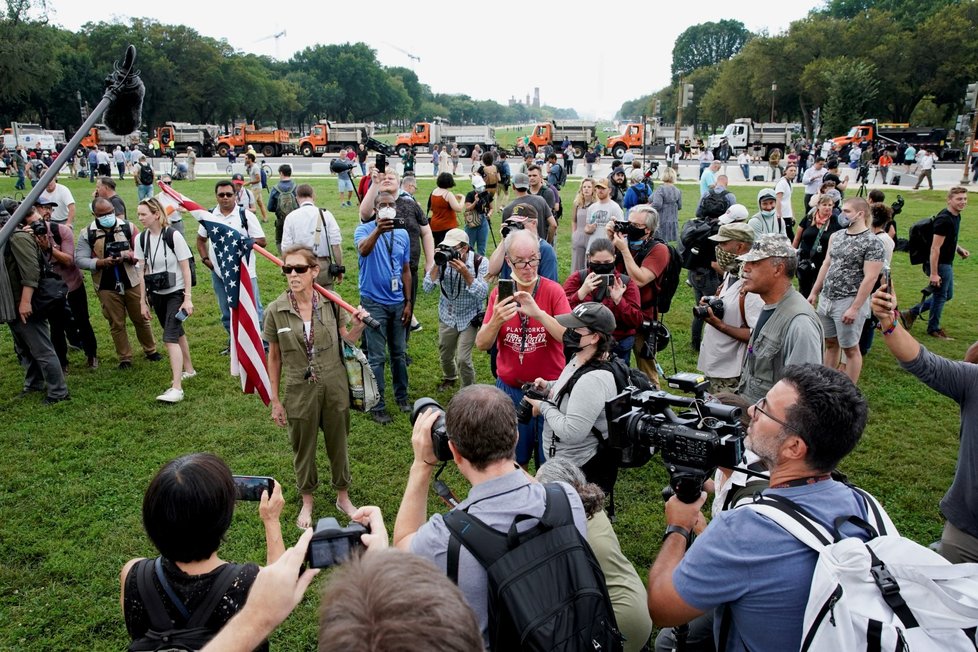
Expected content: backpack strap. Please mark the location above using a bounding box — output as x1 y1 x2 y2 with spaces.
238 207 249 235
185 563 241 629
135 558 175 633
746 494 834 550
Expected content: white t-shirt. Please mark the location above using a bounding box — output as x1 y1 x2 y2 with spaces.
876 231 895 266
802 166 826 195
586 200 624 251
697 274 764 378
236 187 255 209
919 154 935 170
198 207 265 279
737 152 750 166
281 202 343 258
39 183 75 224
135 228 193 294
775 177 793 219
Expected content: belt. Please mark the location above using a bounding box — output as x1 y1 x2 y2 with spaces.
317 255 331 261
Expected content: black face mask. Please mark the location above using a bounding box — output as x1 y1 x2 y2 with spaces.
627 224 647 241
588 262 615 275
562 329 584 353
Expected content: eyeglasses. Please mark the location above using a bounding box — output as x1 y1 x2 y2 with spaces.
508 257 540 269
752 397 799 434
281 265 312 275
216 192 234 198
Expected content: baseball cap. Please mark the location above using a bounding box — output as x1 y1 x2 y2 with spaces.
231 173 245 183
512 172 530 190
737 234 797 262
34 199 58 208
718 204 749 224
709 223 755 244
441 228 469 248
593 177 610 189
556 302 616 336
509 204 538 220
471 175 486 190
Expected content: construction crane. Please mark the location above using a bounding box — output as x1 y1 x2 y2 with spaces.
383 42 420 63
256 30 287 58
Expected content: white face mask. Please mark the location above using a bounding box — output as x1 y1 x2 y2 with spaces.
377 206 396 221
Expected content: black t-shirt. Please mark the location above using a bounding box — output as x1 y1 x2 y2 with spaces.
797 212 843 266
396 194 427 269
932 208 961 265
465 189 492 215
109 195 127 218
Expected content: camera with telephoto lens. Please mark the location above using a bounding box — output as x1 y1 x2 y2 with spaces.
516 383 549 424
891 195 904 217
500 219 525 239
433 243 462 267
29 220 49 237
693 297 725 320
611 220 630 234
105 240 130 258
605 372 745 503
305 517 368 569
412 398 452 462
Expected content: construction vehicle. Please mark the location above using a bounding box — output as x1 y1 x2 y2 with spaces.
527 120 597 157
2 123 58 152
394 122 495 158
832 118 958 161
606 121 659 159
707 118 801 157
155 122 221 157
298 121 374 157
77 123 142 156
216 123 295 158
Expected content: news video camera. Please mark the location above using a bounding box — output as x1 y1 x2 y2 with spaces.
605 373 745 503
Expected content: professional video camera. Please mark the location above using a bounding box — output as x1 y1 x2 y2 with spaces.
500 218 525 239
105 239 130 258
433 243 462 267
605 373 745 503
891 194 904 218
692 297 724 321
637 319 671 359
857 164 870 184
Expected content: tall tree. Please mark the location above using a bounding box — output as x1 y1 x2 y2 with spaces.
671 20 752 80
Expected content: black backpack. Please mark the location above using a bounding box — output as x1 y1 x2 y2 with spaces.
128 557 243 652
650 239 682 315
679 218 716 270
138 164 154 186
139 227 197 287
444 484 623 652
907 215 936 266
697 190 729 219
632 182 650 205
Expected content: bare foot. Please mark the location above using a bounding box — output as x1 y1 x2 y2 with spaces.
335 491 357 517
296 494 314 529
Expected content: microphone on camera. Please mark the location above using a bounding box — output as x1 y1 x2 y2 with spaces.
103 45 144 136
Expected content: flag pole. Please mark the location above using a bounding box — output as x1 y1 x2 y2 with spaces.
252 244 380 330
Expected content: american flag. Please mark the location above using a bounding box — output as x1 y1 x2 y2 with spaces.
157 183 272 405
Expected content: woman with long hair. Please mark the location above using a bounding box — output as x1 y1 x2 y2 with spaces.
571 178 596 272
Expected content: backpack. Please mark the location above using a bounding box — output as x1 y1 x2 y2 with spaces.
87 220 134 252
698 190 729 219
443 484 624 652
483 164 500 187
739 490 978 652
128 557 244 652
907 215 936 266
274 186 298 222
679 218 716 270
632 182 650 205
498 160 511 185
138 164 154 186
650 239 682 315
139 227 197 287
555 162 567 188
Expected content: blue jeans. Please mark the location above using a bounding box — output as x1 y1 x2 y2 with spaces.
912 263 954 333
211 270 263 335
495 378 546 467
740 164 751 180
699 162 709 178
464 218 489 255
613 335 635 366
137 184 153 201
360 297 409 412
15 168 25 189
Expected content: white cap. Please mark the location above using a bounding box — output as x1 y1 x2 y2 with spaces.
718 204 749 225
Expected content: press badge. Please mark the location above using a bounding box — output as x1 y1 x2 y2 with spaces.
392 277 400 292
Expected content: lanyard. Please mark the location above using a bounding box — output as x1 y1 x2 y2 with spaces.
287 290 318 383
517 279 540 365
769 474 831 489
146 229 166 272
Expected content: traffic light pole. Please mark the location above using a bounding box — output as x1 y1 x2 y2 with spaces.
674 76 684 150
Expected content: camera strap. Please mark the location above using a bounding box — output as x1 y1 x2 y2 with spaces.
315 208 332 258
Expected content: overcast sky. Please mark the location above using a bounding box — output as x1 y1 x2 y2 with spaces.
48 1 820 120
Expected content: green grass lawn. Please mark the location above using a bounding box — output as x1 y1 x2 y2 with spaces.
0 172 973 648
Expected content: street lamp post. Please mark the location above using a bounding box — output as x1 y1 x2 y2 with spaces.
771 82 778 122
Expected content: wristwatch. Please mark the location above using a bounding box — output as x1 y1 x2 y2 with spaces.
662 524 692 547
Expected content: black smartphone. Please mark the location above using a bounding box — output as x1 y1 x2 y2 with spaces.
603 274 615 288
376 153 386 173
233 475 274 501
497 279 515 302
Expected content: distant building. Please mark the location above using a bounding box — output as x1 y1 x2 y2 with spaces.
533 87 540 108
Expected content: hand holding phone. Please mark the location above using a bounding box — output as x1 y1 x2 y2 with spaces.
234 475 275 501
376 153 386 173
497 278 515 302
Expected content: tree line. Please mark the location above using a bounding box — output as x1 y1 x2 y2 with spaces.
617 0 978 141
0 3 577 138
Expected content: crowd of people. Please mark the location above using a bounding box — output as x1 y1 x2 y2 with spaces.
3 141 976 651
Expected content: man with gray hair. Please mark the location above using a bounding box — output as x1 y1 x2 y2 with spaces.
736 234 823 402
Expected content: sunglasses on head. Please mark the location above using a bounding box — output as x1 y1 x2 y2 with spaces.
282 264 312 275
216 192 234 198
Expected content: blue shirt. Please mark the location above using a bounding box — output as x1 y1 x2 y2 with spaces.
499 240 558 282
700 169 717 197
673 480 876 651
354 221 411 305
422 250 489 331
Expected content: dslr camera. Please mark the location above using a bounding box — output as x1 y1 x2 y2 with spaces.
29 221 49 237
433 243 462 267
412 398 452 462
693 297 725 320
605 372 745 503
516 383 549 424
891 194 904 217
306 517 368 569
611 220 630 234
500 219 525 239
105 240 130 258
328 263 345 276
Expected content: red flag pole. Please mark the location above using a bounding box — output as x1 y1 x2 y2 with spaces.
252 243 380 330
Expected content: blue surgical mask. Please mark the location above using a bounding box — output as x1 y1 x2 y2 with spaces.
97 215 117 229
760 209 775 219
837 213 851 228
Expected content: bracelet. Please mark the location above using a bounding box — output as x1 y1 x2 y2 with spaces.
662 524 692 547
877 309 899 335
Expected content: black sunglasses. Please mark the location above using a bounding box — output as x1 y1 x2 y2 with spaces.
216 192 234 198
282 265 312 275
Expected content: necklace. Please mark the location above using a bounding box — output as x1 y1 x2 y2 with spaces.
287 290 318 383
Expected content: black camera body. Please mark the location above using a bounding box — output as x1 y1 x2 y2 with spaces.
693 297 725 320
29 221 49 237
306 517 368 569
605 374 745 503
891 195 904 217
328 263 345 276
412 398 452 462
433 244 462 267
611 220 630 234
390 216 407 229
516 383 549 424
500 219 525 239
105 239 130 258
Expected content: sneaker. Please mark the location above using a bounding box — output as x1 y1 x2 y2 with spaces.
87 356 99 369
370 409 392 425
397 401 412 413
181 370 197 380
118 360 133 370
928 328 954 341
42 394 71 405
156 387 185 403
146 352 163 362
410 316 423 332
899 309 917 330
